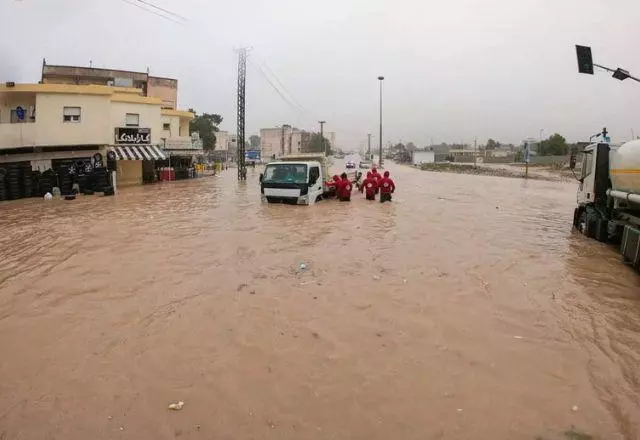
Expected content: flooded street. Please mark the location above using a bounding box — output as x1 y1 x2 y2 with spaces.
1 163 639 440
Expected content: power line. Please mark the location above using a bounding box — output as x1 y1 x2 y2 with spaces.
259 59 307 114
119 0 185 25
133 0 189 21
250 58 306 115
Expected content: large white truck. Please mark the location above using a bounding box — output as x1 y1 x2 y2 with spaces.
259 154 357 205
572 139 640 268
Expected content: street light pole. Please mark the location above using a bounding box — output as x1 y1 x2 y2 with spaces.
367 133 372 159
378 76 384 168
319 120 326 156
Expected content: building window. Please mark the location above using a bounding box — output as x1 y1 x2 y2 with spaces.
125 113 140 127
163 122 171 131
63 106 81 123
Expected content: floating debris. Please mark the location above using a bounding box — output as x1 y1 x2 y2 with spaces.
168 401 185 411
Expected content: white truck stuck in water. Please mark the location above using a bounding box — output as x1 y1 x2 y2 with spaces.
259 154 356 205
572 138 640 269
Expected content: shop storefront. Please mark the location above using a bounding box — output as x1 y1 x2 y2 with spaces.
110 127 166 186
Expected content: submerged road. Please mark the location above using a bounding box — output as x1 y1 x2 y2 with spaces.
0 163 639 439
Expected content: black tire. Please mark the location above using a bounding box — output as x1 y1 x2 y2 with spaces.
595 218 609 242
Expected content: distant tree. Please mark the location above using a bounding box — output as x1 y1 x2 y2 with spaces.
393 142 406 151
543 133 568 156
406 142 417 151
249 135 260 150
486 138 498 150
308 133 332 155
189 109 222 150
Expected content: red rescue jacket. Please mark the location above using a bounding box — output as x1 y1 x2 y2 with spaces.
379 177 395 194
362 177 378 196
338 178 353 199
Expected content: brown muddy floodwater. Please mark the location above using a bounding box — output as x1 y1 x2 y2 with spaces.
1 163 639 440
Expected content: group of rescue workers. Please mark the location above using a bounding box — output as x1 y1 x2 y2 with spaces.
326 167 396 203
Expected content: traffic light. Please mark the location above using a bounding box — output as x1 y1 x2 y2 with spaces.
576 45 594 75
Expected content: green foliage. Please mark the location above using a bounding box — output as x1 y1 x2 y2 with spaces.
188 109 222 151
539 133 568 156
486 138 501 150
249 135 260 150
308 133 332 155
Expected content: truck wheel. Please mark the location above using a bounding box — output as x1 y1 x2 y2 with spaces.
578 211 597 238
573 208 581 229
595 218 608 242
577 211 587 234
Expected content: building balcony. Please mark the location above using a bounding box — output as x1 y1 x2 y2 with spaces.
0 122 38 150
0 120 109 151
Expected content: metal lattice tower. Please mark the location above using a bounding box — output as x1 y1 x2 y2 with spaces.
236 48 249 180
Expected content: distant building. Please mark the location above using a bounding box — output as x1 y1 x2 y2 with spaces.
411 150 435 166
41 59 178 110
260 126 335 159
428 145 451 162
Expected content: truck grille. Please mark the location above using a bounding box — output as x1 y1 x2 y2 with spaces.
266 196 299 205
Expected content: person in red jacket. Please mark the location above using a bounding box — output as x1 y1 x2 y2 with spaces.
371 168 382 193
379 170 395 203
325 175 340 198
361 171 378 200
337 172 352 202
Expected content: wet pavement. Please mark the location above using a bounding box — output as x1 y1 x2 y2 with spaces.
0 162 639 440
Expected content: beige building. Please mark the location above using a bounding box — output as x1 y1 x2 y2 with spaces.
41 60 178 109
0 82 193 189
260 126 335 159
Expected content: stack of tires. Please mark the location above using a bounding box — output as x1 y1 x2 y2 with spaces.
55 167 73 195
21 165 33 198
31 171 41 197
91 168 113 195
0 169 7 201
39 169 56 196
7 167 21 200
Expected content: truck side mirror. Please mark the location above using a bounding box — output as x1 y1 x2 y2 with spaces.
259 173 263 182
569 151 577 170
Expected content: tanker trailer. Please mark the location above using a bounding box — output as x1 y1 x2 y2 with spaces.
572 139 640 269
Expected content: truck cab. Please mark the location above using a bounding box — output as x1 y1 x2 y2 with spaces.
260 161 324 205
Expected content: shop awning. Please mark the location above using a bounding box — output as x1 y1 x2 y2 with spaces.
110 145 167 161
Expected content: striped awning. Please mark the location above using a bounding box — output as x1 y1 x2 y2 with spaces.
110 145 167 161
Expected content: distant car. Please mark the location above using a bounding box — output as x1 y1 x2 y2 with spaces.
346 161 356 169
359 161 371 169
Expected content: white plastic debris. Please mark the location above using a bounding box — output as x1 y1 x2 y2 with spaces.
572 405 579 412
513 336 524 339
299 263 307 270
168 401 185 411
44 192 53 200
373 275 380 281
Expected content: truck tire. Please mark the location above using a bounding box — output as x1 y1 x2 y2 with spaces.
595 218 608 242
573 208 581 229
578 211 597 238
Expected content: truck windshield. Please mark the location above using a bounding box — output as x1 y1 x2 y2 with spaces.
263 164 308 184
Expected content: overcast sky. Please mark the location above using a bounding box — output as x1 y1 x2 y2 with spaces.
2 0 640 149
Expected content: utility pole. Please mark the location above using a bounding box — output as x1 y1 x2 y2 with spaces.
377 76 384 168
235 47 250 180
473 137 477 169
367 133 372 159
318 121 326 156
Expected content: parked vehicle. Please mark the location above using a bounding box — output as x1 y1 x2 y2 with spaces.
571 138 640 269
259 154 355 205
346 161 356 169
359 161 372 169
